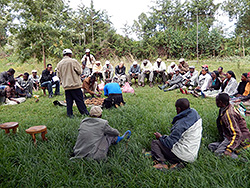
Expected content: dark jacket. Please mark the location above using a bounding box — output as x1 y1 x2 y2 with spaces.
210 78 221 90
0 71 14 85
40 69 55 84
236 81 247 95
216 104 250 151
115 65 126 75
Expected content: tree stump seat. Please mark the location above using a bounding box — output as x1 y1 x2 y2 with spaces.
0 122 19 134
25 125 47 145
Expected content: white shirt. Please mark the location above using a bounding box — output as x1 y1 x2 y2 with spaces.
153 62 166 71
198 73 212 91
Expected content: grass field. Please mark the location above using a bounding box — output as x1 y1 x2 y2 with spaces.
0 55 250 187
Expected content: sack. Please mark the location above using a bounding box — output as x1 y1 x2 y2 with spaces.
122 82 134 93
98 81 105 91
52 76 60 82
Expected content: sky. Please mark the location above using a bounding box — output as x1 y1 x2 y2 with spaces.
69 0 236 38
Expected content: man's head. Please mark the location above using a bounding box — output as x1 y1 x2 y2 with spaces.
143 60 148 66
156 58 161 64
241 73 247 82
47 64 53 71
32 70 37 76
133 61 138 68
7 68 15 76
82 62 86 69
105 60 110 67
23 72 29 81
63 49 72 57
175 98 190 114
216 93 230 108
201 67 208 75
211 71 219 79
105 78 112 84
85 49 90 56
119 62 124 68
90 74 96 84
189 66 195 73
179 58 185 65
175 69 180 75
96 61 101 66
170 62 175 69
89 106 102 118
218 66 223 73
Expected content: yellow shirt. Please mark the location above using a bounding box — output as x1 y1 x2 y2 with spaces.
243 82 250 96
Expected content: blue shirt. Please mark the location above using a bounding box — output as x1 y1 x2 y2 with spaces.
104 83 122 96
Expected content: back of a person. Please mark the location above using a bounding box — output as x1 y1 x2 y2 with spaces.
104 82 122 95
172 108 202 162
57 57 82 90
73 117 107 159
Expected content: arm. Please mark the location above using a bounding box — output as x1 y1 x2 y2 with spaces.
103 85 108 96
201 75 212 91
104 124 120 136
74 61 82 75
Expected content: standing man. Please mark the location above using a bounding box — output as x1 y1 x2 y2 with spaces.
40 64 60 98
208 93 250 158
139 59 154 87
81 49 95 73
57 49 89 117
153 58 166 84
102 60 114 81
178 58 189 75
151 98 202 169
127 61 141 86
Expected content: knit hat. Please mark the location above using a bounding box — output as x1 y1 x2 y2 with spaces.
242 73 248 78
89 106 103 117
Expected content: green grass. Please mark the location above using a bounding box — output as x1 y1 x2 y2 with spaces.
0 56 250 187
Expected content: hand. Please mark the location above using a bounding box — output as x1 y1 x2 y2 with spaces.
132 73 135 77
50 71 53 74
95 94 101 97
98 91 102 95
154 132 162 139
224 150 232 156
165 81 169 85
81 75 85 78
21 88 24 91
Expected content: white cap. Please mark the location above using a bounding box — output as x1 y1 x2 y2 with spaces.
170 62 175 66
63 49 72 55
156 58 162 62
95 61 101 64
32 70 37 73
85 49 90 53
179 58 185 63
105 60 110 65
189 66 195 69
133 61 138 65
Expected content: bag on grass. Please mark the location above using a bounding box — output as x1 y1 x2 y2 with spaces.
122 82 134 93
98 81 105 91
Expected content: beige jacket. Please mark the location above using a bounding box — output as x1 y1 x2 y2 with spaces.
57 56 82 90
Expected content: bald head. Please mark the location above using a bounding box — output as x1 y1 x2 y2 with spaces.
175 98 190 114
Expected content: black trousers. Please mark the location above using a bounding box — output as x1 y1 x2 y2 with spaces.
65 88 89 116
103 94 125 109
151 140 182 164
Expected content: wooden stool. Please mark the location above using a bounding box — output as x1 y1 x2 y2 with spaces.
25 125 48 144
0 122 19 134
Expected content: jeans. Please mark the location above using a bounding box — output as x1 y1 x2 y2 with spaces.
41 81 60 95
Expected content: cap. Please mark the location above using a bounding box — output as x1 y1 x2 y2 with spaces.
202 64 208 68
179 58 185 63
170 62 176 66
105 60 110 65
85 49 90 53
133 61 138 65
95 61 101 64
32 70 37 73
156 58 162 62
89 106 103 117
63 49 72 55
189 66 195 69
202 67 208 72
143 59 148 64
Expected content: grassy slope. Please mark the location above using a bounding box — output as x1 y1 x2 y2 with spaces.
0 55 250 187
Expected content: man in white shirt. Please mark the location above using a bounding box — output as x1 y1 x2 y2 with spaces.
153 58 166 84
167 62 177 80
182 66 199 89
102 61 114 81
81 49 96 73
139 59 153 87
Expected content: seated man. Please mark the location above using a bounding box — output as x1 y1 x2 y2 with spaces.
153 58 166 84
208 93 250 158
178 58 189 75
193 67 212 95
102 79 125 109
167 62 177 80
139 59 153 87
40 64 60 98
151 98 202 169
29 70 40 91
71 106 131 160
0 68 15 89
3 78 26 105
82 75 101 98
80 62 91 82
182 66 198 89
16 72 33 98
113 62 127 86
92 61 103 81
127 61 140 86
102 61 114 81
158 69 183 92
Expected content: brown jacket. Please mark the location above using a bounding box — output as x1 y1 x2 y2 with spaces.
216 104 250 151
57 56 82 90
82 77 95 95
178 62 189 74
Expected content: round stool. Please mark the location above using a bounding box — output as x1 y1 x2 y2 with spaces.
25 125 47 144
0 122 19 134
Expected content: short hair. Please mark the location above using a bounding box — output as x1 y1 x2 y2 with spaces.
7 68 15 74
219 66 223 70
47 64 52 67
8 78 15 85
90 75 96 83
216 93 230 106
23 72 29 77
175 98 190 111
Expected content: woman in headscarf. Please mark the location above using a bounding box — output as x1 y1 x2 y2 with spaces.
234 73 248 97
202 70 221 98
221 71 238 96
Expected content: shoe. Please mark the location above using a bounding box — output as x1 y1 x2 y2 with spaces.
158 85 163 90
115 130 131 144
191 92 199 98
182 86 187 89
185 89 188 94
201 91 206 98
141 83 145 87
163 89 168 92
138 82 142 86
49 94 53 98
54 93 61 96
188 86 193 90
180 88 185 94
149 82 153 88
153 163 168 170
169 162 185 170
67 114 75 118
